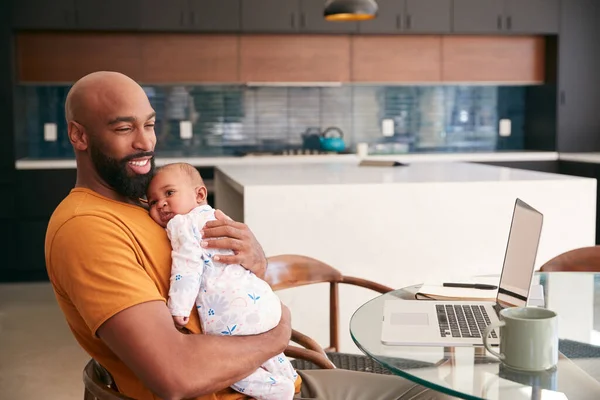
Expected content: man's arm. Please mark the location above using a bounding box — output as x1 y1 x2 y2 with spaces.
97 300 292 400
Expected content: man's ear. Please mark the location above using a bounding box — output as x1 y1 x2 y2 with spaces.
195 186 208 203
68 121 89 151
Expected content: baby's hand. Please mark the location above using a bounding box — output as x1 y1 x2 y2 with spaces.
173 316 189 328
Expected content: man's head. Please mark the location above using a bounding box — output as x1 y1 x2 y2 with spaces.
65 71 157 201
146 163 208 228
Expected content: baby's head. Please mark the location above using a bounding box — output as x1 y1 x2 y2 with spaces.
146 163 207 227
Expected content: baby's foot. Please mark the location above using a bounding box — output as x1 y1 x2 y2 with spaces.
173 316 189 328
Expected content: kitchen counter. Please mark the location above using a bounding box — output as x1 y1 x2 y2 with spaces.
560 153 600 164
14 151 559 169
214 161 596 353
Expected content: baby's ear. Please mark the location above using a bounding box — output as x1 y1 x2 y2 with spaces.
195 186 208 203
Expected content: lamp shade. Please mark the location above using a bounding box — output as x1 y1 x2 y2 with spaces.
324 0 378 21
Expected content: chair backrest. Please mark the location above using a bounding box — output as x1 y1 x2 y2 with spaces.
83 360 133 400
540 246 600 272
265 254 393 352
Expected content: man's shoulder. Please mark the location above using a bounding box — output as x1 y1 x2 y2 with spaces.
47 188 146 242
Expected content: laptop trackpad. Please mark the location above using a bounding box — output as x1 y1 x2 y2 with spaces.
390 312 429 326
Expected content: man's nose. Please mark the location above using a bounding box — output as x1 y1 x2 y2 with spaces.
132 128 155 151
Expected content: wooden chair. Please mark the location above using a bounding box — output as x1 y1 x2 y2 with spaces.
265 254 394 352
539 246 600 272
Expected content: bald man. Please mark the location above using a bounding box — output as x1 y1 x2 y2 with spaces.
45 71 454 400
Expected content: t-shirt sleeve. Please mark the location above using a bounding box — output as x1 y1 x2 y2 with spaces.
48 215 165 336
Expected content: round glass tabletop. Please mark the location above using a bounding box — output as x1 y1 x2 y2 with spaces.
349 272 600 400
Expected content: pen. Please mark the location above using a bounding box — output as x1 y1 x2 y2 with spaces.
443 283 498 290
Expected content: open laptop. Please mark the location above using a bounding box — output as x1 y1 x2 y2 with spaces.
381 198 543 346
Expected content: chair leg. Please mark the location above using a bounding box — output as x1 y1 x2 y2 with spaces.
84 388 96 400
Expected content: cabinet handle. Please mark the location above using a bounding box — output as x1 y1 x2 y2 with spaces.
396 14 401 30
506 15 512 30
497 15 502 30
560 91 566 105
405 14 411 30
291 13 295 28
300 12 306 28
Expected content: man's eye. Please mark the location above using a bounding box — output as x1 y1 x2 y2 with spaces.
149 200 156 207
116 127 132 133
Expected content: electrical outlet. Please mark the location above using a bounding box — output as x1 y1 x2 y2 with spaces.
382 119 394 137
44 123 57 142
499 119 511 137
180 121 193 139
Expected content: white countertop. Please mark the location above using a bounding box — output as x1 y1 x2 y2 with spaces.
559 153 600 164
14 151 559 170
216 161 586 188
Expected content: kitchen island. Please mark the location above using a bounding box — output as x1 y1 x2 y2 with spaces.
215 161 596 353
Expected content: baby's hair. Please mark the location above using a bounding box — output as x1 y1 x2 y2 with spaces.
156 163 204 187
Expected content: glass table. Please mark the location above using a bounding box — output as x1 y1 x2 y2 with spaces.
350 272 600 400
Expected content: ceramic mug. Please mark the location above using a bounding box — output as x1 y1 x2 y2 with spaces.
483 307 558 371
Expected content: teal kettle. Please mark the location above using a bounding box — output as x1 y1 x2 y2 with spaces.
320 126 346 152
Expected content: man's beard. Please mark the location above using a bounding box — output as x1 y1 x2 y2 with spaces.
90 144 155 201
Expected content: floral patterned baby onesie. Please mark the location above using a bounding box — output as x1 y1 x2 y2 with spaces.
166 205 298 400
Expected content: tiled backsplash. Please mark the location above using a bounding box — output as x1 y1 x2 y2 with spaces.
14 84 530 159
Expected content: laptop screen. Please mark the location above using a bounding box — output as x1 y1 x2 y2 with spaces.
495 199 544 309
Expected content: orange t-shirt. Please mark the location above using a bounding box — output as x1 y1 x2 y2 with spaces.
45 188 301 400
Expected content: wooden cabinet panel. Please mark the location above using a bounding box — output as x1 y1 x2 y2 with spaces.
239 35 350 82
442 36 545 83
404 0 451 33
16 33 143 83
188 0 241 32
351 36 442 82
140 35 239 83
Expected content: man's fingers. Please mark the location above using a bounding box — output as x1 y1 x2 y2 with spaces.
202 225 245 240
203 218 245 231
211 254 241 265
202 237 244 251
214 209 234 222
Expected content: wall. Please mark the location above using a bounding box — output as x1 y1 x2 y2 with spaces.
15 83 532 159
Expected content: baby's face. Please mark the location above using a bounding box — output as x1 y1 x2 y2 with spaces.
147 170 201 227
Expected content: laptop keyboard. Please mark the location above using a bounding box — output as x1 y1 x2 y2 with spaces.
436 304 498 339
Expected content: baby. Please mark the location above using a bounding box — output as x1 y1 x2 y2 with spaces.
146 163 298 400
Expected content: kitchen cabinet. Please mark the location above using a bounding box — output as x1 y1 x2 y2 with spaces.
75 0 142 31
141 0 241 32
16 33 143 83
241 0 300 32
239 35 351 82
140 35 240 83
556 0 600 152
359 0 451 34
351 36 442 82
442 36 545 83
241 0 357 33
453 0 559 34
12 0 77 30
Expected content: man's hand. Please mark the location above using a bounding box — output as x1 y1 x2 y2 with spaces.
201 209 268 278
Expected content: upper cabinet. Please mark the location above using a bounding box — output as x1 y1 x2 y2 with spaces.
504 0 560 34
12 0 77 30
140 0 241 32
241 0 300 32
241 0 357 33
75 0 141 31
453 0 559 34
359 0 451 34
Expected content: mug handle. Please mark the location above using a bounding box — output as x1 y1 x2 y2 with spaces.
483 320 505 360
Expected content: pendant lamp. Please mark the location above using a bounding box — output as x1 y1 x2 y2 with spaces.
324 0 378 21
